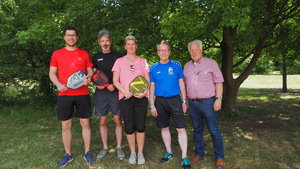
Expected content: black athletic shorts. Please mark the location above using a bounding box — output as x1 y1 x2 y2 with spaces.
119 97 148 134
93 89 120 116
155 95 185 129
57 95 91 121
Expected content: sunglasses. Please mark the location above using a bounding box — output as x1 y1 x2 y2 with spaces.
131 65 134 73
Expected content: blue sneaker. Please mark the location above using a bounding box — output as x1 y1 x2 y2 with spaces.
83 152 94 165
181 157 191 169
57 153 74 167
160 152 174 163
116 148 125 160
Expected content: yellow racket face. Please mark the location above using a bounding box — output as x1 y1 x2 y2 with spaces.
129 76 149 94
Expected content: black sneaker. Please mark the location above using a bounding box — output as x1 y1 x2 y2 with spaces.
57 153 74 167
160 152 174 163
181 157 191 169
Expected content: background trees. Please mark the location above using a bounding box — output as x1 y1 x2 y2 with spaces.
1 0 299 111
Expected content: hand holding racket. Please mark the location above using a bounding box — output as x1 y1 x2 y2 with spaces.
92 70 109 89
57 83 68 92
66 71 87 89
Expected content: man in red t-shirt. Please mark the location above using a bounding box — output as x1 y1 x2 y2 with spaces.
49 26 94 167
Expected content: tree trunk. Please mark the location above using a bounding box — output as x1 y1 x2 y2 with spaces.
220 26 267 112
282 54 287 93
220 26 239 111
222 80 241 112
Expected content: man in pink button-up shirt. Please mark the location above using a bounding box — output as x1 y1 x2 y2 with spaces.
184 40 225 169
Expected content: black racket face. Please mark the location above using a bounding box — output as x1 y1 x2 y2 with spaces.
93 70 109 87
129 75 149 94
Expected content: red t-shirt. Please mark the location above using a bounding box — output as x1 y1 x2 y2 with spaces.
50 48 93 96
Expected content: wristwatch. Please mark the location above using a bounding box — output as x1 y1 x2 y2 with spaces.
215 97 223 100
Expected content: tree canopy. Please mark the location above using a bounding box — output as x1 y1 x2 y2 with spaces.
1 0 299 111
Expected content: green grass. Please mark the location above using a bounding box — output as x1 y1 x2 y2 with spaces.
239 74 300 89
0 74 299 169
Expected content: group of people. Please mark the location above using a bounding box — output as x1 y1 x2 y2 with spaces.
49 26 225 169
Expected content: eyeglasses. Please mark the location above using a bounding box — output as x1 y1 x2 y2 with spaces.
65 34 77 37
158 49 170 52
130 65 134 73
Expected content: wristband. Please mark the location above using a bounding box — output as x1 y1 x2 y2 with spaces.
150 105 155 108
182 100 187 103
215 97 223 100
55 82 61 87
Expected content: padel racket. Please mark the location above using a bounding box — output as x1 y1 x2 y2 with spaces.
92 70 109 88
66 71 87 89
129 75 149 94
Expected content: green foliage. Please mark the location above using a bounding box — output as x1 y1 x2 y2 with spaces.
0 0 299 109
234 55 276 74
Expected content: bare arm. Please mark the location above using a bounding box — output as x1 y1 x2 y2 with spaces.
83 67 93 86
149 82 158 117
86 67 93 80
214 82 223 111
179 78 187 113
113 71 132 99
144 72 150 95
49 66 67 92
149 82 155 106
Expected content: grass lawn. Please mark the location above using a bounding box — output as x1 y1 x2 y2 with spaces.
0 75 299 169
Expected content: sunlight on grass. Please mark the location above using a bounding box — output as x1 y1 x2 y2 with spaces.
280 95 300 99
239 75 300 89
1 74 299 169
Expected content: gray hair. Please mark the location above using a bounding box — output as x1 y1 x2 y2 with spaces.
157 40 171 50
188 40 203 52
125 35 137 44
97 29 111 40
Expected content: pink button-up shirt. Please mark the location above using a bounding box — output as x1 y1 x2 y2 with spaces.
183 57 224 99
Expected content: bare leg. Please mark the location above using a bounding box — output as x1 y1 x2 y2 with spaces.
80 118 91 153
126 133 136 152
161 127 172 153
99 116 108 149
136 132 145 152
62 119 72 155
113 115 123 148
177 128 188 158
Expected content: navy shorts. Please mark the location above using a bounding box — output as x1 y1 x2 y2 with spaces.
93 89 120 116
155 95 185 129
57 95 91 121
119 97 148 134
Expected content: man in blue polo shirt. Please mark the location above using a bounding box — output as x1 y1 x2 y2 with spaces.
149 41 191 169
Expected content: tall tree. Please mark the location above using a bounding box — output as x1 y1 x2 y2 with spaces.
1 0 299 110
266 20 300 92
160 0 300 111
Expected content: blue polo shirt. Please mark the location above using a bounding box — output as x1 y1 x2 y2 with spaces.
150 60 184 97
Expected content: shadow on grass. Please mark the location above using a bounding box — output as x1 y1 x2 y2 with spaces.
0 88 300 168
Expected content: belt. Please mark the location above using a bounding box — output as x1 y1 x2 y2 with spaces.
190 96 214 103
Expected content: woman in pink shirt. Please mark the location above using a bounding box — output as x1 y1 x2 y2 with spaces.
112 35 149 165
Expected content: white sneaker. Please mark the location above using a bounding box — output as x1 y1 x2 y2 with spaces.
128 152 136 164
137 152 145 165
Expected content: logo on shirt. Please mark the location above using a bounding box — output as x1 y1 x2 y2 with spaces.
78 57 82 60
156 71 161 74
168 67 173 75
97 58 103 61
